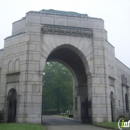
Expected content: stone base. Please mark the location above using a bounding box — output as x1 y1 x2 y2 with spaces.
17 115 41 124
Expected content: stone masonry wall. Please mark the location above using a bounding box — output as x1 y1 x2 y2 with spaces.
0 10 130 124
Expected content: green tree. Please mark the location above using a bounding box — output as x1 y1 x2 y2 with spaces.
42 62 73 112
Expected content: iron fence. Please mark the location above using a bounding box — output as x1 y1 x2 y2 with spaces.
0 109 4 121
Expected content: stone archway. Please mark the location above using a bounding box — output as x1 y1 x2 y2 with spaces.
45 44 91 122
7 88 17 122
0 9 112 124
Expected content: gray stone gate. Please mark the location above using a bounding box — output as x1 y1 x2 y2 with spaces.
0 9 130 124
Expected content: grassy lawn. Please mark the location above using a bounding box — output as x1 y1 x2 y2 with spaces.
94 122 118 129
0 123 45 130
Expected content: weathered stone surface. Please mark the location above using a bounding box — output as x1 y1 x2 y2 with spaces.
0 9 130 124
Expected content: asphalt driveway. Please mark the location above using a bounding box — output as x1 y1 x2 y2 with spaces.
42 115 113 130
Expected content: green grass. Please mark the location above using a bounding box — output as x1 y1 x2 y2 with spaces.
0 123 45 130
95 122 118 129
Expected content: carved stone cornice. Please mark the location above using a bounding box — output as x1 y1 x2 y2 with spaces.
41 24 92 37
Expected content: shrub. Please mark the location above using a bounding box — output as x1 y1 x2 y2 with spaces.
68 114 73 118
42 110 61 115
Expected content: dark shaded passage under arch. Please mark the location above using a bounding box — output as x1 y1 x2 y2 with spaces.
8 89 17 122
47 47 87 85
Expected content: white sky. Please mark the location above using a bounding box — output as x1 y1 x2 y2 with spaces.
0 0 130 67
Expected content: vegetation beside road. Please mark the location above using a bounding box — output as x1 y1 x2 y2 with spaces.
94 122 118 129
0 123 45 130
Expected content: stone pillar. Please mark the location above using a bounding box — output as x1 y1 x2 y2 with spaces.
20 48 43 124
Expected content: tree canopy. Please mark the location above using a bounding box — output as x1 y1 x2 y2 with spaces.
42 61 73 112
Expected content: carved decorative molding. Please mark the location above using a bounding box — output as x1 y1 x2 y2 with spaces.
41 24 92 37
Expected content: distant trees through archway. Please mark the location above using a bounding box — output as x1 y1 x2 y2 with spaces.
42 61 73 115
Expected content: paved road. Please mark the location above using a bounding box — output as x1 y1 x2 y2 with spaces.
42 115 112 130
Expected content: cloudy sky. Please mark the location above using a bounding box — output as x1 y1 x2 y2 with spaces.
0 0 130 67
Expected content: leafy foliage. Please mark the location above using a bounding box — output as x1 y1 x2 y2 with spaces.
42 62 73 112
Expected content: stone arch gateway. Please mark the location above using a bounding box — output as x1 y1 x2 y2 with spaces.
0 9 130 124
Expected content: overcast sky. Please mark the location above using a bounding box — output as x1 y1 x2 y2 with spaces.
0 0 130 67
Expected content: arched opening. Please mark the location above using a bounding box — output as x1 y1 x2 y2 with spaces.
110 91 114 122
42 61 73 115
7 88 17 122
47 45 88 85
42 44 91 123
125 93 129 112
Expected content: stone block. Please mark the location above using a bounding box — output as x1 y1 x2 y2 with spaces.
77 38 86 51
94 87 106 94
55 17 67 26
41 16 54 24
0 87 6 95
68 18 80 27
30 34 41 42
19 35 30 43
42 39 53 53
4 39 12 48
35 44 40 52
92 96 102 104
97 49 104 56
26 85 32 93
81 20 93 28
43 44 50 55
32 84 40 93
51 34 64 47
30 44 35 51
85 53 93 62
11 37 20 46
12 19 26 35
93 21 104 29
95 57 104 65
26 103 41 114
92 77 101 84
35 63 40 71
101 97 107 104
95 67 105 74
32 95 42 103
33 74 42 82
40 57 46 72
15 46 20 54
0 77 6 85
84 45 93 57
45 34 57 49
25 116 41 124
28 15 41 24
93 39 103 47
92 105 107 115
19 45 27 52
1 66 8 75
28 64 35 71
26 25 41 33
19 54 27 61
20 63 26 72
93 31 104 39
41 50 48 59
19 84 25 93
